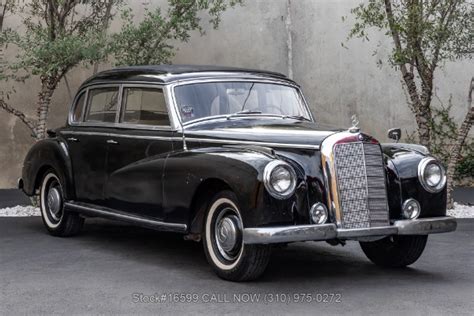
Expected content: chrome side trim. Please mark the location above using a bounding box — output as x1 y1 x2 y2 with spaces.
60 130 321 150
65 202 187 233
61 130 181 142
243 224 337 244
394 216 456 235
186 137 320 150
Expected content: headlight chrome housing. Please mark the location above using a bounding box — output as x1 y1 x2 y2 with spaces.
418 157 446 193
263 160 297 199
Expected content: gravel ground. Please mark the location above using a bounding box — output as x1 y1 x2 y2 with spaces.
0 203 473 218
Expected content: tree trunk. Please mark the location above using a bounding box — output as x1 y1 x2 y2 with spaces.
402 71 431 147
446 78 474 209
35 79 56 140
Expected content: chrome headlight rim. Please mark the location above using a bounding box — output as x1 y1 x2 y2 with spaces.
263 160 297 200
417 157 446 193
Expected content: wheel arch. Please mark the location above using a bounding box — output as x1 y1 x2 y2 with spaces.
188 178 232 234
22 139 75 200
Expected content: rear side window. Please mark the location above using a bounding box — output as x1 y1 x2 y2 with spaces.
71 92 86 123
85 87 120 123
122 87 170 126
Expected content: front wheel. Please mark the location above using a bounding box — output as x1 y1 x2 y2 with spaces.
359 235 428 268
203 191 271 281
40 170 84 237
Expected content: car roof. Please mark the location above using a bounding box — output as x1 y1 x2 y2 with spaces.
80 64 295 87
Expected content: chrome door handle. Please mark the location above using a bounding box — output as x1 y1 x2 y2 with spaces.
67 137 79 142
106 139 119 145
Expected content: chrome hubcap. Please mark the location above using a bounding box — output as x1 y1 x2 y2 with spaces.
47 186 62 221
217 217 238 252
214 210 242 261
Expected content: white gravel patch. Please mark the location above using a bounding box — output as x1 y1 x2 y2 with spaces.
0 203 472 218
448 202 474 218
0 205 40 217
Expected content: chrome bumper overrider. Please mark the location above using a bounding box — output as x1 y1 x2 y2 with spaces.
243 216 457 244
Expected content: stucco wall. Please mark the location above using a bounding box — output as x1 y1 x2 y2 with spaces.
0 0 472 188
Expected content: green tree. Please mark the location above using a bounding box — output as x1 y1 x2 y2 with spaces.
110 0 243 66
0 0 121 140
346 0 473 207
0 0 242 140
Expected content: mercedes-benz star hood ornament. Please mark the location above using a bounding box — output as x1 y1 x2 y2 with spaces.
349 114 360 133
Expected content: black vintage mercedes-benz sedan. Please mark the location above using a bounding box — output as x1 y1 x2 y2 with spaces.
19 65 456 281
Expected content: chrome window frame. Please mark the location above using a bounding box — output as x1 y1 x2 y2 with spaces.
68 82 180 131
69 90 88 124
76 84 122 126
168 78 315 129
119 83 173 130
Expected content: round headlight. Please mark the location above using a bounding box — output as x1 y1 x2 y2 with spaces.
418 157 446 193
263 160 297 199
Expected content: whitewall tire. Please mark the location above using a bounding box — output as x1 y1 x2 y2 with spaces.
39 170 84 236
203 190 271 281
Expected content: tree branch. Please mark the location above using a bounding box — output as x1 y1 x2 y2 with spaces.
446 77 474 208
0 99 37 137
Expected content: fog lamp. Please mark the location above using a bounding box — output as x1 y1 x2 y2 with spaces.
402 198 421 219
310 203 328 224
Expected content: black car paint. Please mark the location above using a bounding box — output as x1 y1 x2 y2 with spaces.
21 66 446 235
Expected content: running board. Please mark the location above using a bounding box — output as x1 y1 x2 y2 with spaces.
64 202 187 233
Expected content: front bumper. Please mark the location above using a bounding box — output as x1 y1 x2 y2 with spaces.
243 216 457 244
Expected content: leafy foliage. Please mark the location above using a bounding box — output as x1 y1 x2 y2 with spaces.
110 0 243 66
347 0 473 68
1 0 123 82
404 102 474 179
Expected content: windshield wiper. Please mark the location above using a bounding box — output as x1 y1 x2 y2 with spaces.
282 115 312 122
227 110 262 119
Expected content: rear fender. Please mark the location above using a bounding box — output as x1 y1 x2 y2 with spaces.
21 138 75 199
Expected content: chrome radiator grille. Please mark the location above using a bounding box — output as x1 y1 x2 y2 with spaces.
334 142 389 229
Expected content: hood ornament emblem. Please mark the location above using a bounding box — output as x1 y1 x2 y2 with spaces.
349 114 360 133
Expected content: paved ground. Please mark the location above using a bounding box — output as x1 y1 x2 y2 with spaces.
0 189 31 208
0 217 472 315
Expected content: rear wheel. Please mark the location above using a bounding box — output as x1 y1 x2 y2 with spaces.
203 191 271 281
360 235 428 268
40 170 84 237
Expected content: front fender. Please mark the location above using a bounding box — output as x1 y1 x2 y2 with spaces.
162 146 296 228
21 138 74 199
382 144 446 219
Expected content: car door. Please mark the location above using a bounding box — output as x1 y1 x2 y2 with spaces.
64 85 120 206
104 85 174 220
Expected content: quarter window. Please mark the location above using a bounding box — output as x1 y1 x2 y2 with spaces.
122 87 170 126
71 92 86 123
85 87 120 123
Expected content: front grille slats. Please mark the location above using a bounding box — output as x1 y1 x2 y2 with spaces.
334 142 389 229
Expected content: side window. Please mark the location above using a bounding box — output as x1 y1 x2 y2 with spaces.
85 87 119 123
122 87 170 126
71 92 86 123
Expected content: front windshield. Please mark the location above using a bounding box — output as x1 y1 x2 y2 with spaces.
174 82 311 123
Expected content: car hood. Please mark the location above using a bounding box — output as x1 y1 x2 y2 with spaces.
183 118 342 149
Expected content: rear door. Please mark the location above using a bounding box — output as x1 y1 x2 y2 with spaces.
64 85 120 206
104 85 174 220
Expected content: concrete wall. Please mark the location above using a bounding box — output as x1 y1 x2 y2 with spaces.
0 0 472 188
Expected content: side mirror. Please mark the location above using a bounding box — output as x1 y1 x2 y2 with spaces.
388 128 402 142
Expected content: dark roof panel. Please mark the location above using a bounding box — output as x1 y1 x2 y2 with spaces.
81 64 290 87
